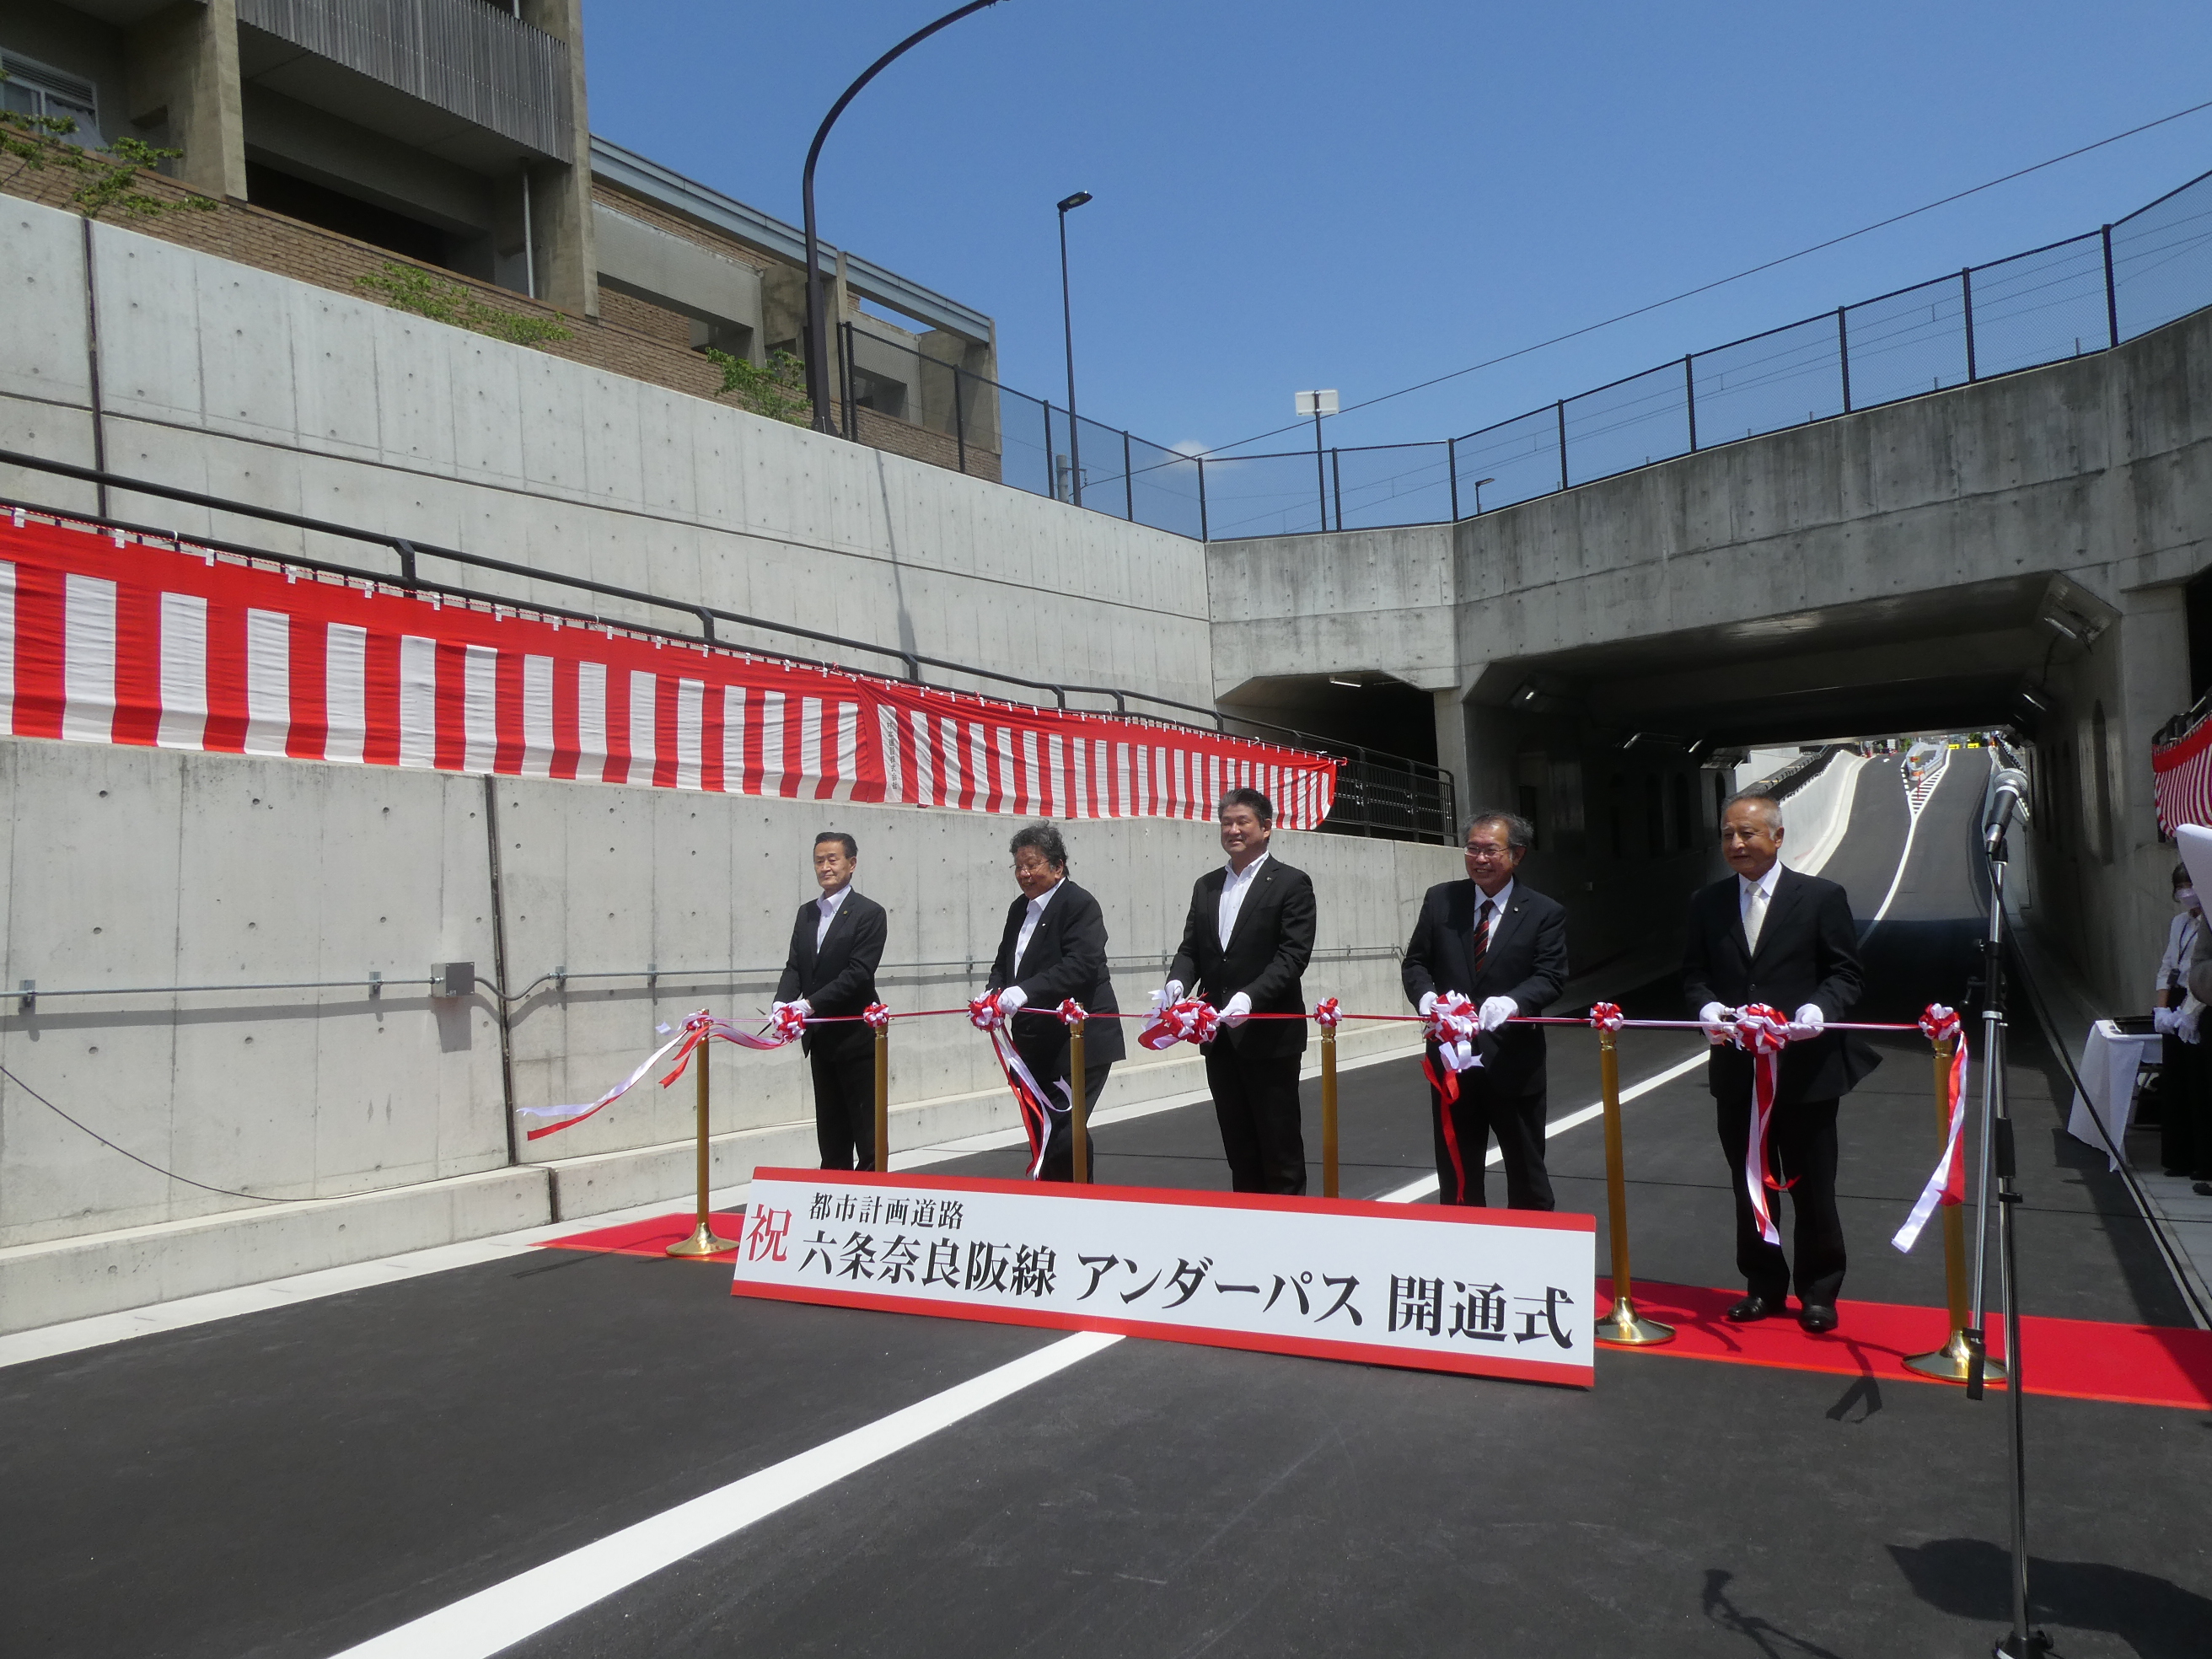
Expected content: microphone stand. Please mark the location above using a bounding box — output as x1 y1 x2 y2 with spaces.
1968 815 2052 1658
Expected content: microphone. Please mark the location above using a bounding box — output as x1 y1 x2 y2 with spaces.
1984 766 2029 854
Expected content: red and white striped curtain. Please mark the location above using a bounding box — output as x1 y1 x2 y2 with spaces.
2155 711 2212 838
0 510 1338 827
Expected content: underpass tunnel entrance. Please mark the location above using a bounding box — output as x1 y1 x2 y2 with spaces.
1447 571 2146 1008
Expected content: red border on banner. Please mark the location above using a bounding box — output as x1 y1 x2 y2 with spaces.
728 1168 1596 1388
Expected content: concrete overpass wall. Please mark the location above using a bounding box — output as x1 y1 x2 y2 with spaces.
1210 305 2212 1011
0 196 1211 711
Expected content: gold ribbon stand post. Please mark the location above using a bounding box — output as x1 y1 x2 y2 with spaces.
1070 1012 1089 1184
874 1015 891 1173
1594 1026 1674 1345
666 1025 739 1257
1321 1020 1340 1199
1904 1030 2006 1384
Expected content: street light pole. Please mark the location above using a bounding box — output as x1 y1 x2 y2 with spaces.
802 0 1007 434
1057 190 1093 507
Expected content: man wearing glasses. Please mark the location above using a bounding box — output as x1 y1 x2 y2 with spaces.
1401 811 1570 1207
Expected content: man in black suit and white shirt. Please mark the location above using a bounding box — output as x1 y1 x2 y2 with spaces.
774 830 889 1170
981 821 1125 1182
1162 787 1318 1194
1683 792 1878 1334
1401 809 1570 1209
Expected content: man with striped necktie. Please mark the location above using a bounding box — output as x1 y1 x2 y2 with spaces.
1401 810 1570 1209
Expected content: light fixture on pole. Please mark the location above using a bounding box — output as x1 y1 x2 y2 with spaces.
1295 389 1338 531
1057 190 1093 507
1473 475 1495 514
801 0 1008 434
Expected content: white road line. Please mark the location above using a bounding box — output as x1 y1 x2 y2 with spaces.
1871 751 1950 924
328 1330 1123 1659
1371 1050 1710 1204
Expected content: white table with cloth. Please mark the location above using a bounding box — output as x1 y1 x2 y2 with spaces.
2065 1019 2164 1170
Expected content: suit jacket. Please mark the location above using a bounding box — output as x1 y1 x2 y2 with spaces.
775 888 888 1058
1682 866 1879 1105
985 878 1127 1082
1401 879 1570 1098
1167 856 1317 1060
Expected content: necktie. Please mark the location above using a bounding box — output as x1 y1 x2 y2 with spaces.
1744 883 1768 953
1470 899 1495 980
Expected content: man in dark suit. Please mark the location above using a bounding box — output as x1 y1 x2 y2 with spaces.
981 821 1125 1182
1402 809 1570 1209
1683 792 1878 1334
1163 787 1318 1194
774 830 889 1170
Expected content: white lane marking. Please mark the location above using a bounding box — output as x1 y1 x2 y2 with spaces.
329 1330 1123 1659
1870 750 1952 925
1371 1050 1710 1204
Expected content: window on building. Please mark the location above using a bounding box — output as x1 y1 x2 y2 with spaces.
2 51 103 148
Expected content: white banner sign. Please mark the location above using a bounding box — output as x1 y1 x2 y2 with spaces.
730 1168 1594 1387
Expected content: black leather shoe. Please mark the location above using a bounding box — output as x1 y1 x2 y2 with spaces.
2194 1181 2212 1198
1725 1295 1775 1323
1798 1304 1839 1334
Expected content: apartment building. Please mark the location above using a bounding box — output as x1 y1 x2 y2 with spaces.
3 0 996 458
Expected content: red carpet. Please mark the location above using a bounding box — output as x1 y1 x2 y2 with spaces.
1603 1278 2212 1411
537 1218 2212 1409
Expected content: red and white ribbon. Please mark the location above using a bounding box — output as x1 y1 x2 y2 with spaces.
770 1002 809 1044
1313 997 1342 1029
1589 1001 1624 1032
862 1001 891 1031
1731 1002 1794 1246
1056 998 1088 1027
1140 996 1220 1050
1420 993 1484 1103
968 992 1009 1032
1893 1003 1972 1253
517 1007 793 1141
974 1018 1070 1179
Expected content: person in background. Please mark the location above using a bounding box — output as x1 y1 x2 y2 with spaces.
980 821 1125 1181
773 831 888 1171
2156 862 2211 1195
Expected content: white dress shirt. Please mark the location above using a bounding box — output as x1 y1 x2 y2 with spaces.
2157 910 2202 994
1013 879 1063 976
1217 853 1271 951
815 883 851 949
1739 862 1783 952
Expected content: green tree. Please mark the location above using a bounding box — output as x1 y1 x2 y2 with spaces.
0 83 217 222
705 346 811 425
353 261 572 349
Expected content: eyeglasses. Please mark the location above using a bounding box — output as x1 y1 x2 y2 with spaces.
1464 844 1511 859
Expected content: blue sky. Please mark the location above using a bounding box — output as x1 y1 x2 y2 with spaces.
581 1 2212 459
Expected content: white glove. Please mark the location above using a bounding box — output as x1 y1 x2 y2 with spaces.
1418 991 1441 1017
774 998 812 1021
1221 991 1254 1027
1479 996 1518 1034
1151 980 1185 1013
790 998 811 1021
2155 1007 2182 1037
2182 1007 2204 1046
1787 1003 1826 1041
996 985 1028 1016
1699 1001 1733 1045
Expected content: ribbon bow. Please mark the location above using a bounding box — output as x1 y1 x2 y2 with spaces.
1313 997 1342 1029
770 1001 809 1044
1420 993 1484 1103
1894 1004 1973 1254
862 1002 892 1031
1140 998 1220 1050
1731 1003 1792 1054
1725 1002 1795 1244
1588 1001 1624 1032
1055 998 1088 1027
1918 1002 1962 1044
968 992 1008 1032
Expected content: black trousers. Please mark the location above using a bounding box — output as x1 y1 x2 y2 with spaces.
1037 1062 1114 1184
1428 1056 1553 1210
810 1040 877 1171
2161 1033 2212 1178
1716 1090 1845 1307
1206 1048 1307 1195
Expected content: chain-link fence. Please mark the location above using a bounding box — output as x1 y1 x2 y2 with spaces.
837 165 2212 543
